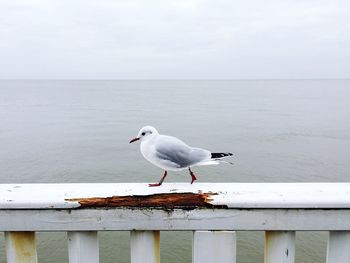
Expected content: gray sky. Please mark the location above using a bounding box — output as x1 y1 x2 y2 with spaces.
0 0 349 79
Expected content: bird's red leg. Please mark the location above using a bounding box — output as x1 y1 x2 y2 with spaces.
149 170 168 187
188 168 197 184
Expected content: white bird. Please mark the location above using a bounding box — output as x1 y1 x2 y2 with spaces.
129 126 233 187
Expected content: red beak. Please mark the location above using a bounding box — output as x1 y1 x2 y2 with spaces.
129 137 140 143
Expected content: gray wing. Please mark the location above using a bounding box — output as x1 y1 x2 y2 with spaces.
155 135 210 168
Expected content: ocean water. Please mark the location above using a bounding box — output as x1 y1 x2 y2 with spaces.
0 79 349 262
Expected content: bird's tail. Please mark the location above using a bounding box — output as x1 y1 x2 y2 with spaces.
211 152 234 165
211 152 233 159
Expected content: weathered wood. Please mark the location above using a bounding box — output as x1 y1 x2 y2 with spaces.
2 209 350 231
5 232 38 263
326 231 350 263
1 183 350 209
192 231 236 263
1 183 350 232
264 231 295 263
130 231 160 263
67 231 99 263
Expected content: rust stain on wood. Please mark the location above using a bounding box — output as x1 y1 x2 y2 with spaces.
65 192 226 210
9 232 37 263
153 231 160 263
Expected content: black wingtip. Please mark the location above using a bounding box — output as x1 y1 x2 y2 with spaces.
211 152 233 159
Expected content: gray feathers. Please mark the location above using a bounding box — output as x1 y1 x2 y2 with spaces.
155 136 211 168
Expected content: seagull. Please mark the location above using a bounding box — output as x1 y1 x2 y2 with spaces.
129 126 233 187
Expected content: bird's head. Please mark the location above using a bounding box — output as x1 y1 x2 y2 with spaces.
129 126 159 143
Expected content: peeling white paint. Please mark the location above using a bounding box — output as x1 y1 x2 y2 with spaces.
1 183 350 209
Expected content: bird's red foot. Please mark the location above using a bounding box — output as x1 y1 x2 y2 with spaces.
189 169 197 184
148 183 162 187
149 171 167 187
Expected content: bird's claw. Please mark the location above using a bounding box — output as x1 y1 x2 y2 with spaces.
149 183 162 187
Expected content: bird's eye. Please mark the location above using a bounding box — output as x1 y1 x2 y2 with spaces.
141 132 146 136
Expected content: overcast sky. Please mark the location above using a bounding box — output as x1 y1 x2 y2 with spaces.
0 0 349 79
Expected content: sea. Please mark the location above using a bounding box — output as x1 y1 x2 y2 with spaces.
0 79 349 262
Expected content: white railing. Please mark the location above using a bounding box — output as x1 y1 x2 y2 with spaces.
1 183 350 263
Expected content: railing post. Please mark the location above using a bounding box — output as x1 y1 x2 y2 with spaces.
264 231 295 263
67 231 99 263
327 231 350 263
130 230 160 263
192 231 236 263
5 231 38 263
